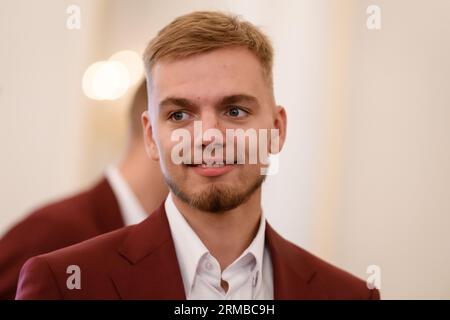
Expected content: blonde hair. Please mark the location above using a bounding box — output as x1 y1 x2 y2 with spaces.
143 11 274 87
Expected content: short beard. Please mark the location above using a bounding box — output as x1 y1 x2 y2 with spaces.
165 175 266 213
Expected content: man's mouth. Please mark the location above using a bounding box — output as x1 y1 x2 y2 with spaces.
185 161 237 177
187 162 226 168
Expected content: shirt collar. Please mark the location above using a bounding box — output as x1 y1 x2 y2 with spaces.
165 193 209 296
164 192 266 297
105 165 147 226
225 208 266 277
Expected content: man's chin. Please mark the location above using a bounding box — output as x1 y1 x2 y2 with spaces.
187 188 245 213
166 173 265 213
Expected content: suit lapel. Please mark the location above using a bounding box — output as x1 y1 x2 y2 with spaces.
110 203 186 299
110 202 324 299
266 223 327 299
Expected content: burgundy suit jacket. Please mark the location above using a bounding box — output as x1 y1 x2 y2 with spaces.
0 178 124 300
15 203 380 300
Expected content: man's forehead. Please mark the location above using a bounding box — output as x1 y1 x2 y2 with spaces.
154 46 262 73
149 48 267 106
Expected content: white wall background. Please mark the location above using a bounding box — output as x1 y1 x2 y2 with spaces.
334 0 450 299
1 0 449 299
0 0 109 233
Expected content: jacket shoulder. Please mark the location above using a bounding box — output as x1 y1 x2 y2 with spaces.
278 236 380 299
0 178 119 299
16 225 134 300
1 187 101 254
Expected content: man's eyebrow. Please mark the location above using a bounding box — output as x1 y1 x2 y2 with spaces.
158 94 259 110
220 94 259 106
159 97 197 110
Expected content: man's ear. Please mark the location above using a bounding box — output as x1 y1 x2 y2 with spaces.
271 105 287 154
142 111 160 161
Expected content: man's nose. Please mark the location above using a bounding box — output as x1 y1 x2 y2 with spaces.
194 112 223 147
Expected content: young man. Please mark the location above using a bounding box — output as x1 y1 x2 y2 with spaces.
0 81 167 299
15 11 380 300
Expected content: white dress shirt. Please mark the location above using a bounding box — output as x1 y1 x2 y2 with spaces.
165 193 274 300
105 166 147 226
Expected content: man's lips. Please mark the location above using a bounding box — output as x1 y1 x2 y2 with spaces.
185 162 237 177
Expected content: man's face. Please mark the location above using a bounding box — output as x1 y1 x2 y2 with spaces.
143 47 286 212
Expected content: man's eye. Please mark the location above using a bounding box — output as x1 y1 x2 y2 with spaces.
226 106 248 118
170 111 190 122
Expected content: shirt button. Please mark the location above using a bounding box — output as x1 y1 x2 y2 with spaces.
205 261 213 271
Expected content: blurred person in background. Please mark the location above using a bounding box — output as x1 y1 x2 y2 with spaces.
0 80 168 299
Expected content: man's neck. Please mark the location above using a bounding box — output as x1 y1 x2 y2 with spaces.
172 189 263 271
